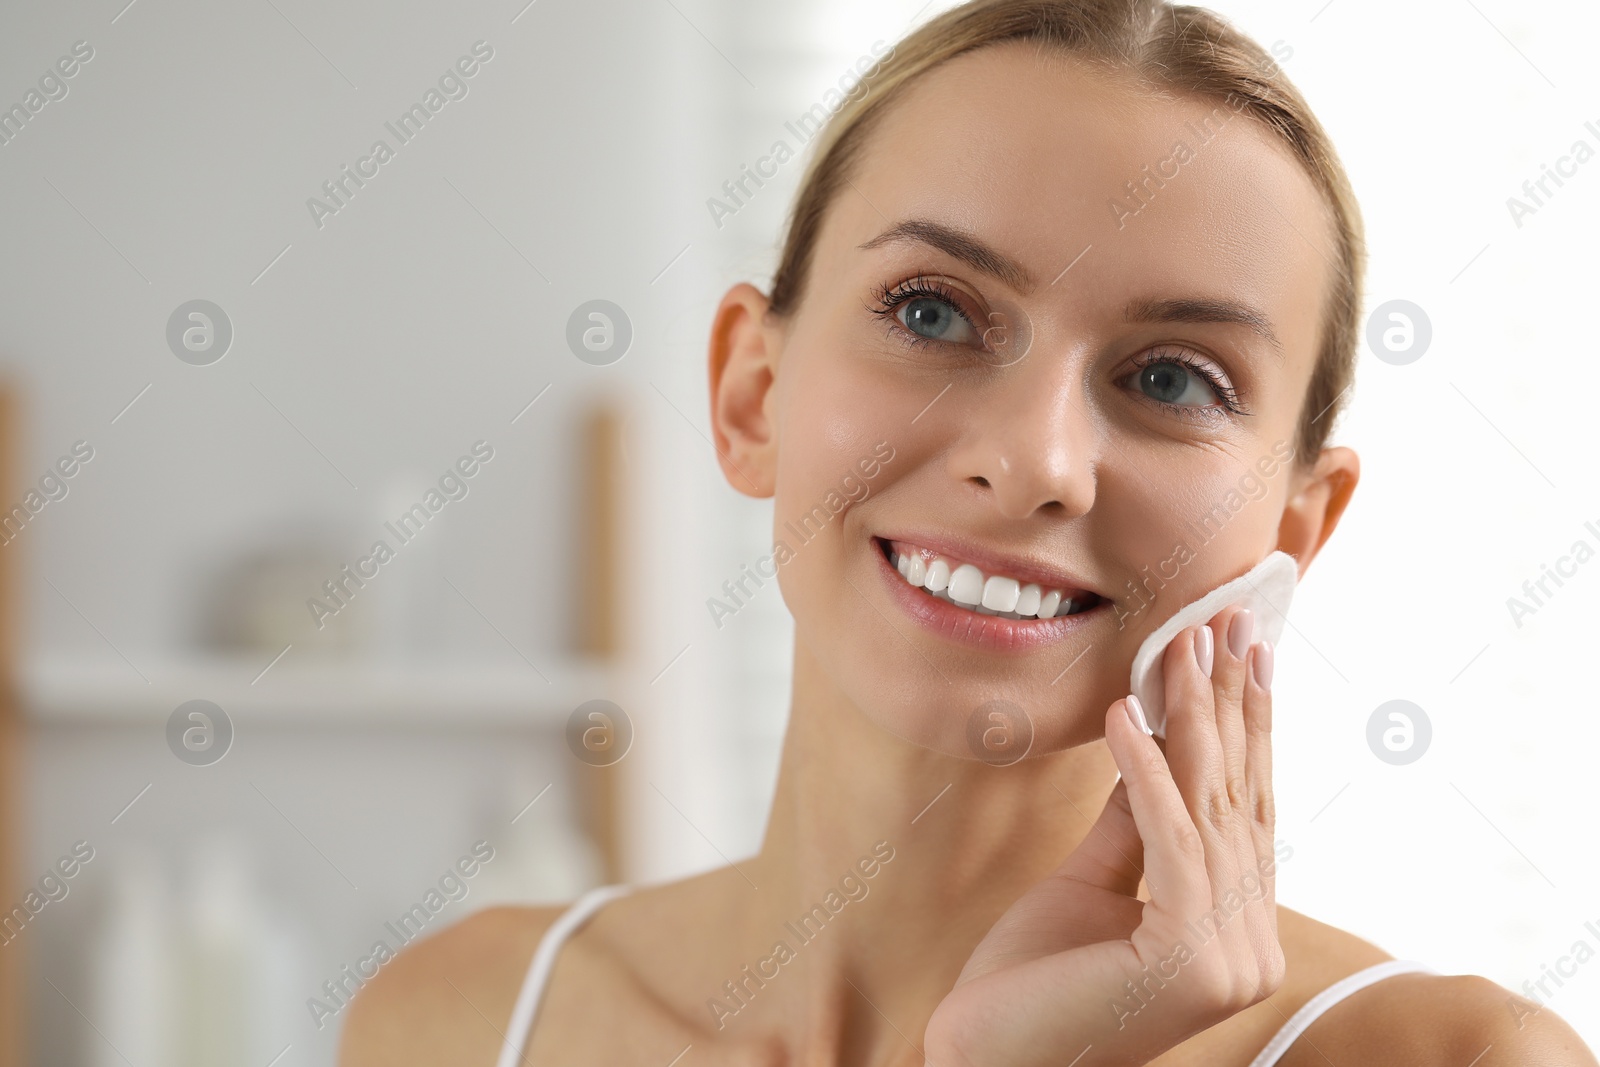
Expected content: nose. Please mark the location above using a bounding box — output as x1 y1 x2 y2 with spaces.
944 356 1097 520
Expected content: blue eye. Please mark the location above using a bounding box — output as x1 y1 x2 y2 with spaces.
1135 360 1215 407
898 296 980 345
1125 349 1244 418
869 275 986 350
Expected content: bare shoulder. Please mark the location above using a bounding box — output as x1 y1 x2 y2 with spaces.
1158 905 1596 1066
337 903 565 1067
1266 907 1597 1067
1280 968 1597 1066
342 871 749 1066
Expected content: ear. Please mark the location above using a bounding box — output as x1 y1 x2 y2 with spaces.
1275 445 1359 579
707 282 782 498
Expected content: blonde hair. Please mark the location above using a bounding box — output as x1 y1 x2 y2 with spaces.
767 0 1363 462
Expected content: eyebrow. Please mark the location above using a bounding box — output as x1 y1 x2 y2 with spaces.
1123 296 1283 357
858 218 1284 357
858 218 1036 293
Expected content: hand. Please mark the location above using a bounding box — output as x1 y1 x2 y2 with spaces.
924 607 1283 1067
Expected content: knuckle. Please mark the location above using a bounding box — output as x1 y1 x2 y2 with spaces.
1173 821 1207 863
1253 789 1276 827
1225 772 1249 811
1204 787 1232 829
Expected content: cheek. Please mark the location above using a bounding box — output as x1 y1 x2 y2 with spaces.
771 322 922 509
766 326 925 624
1099 445 1287 626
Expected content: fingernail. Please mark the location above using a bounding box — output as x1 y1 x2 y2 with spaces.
1194 625 1214 678
1252 640 1274 690
1125 695 1152 736
1227 608 1255 660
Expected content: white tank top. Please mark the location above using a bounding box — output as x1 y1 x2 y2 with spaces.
493 884 1437 1067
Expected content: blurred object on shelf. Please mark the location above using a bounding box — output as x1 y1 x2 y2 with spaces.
195 536 361 658
191 469 458 663
90 845 175 1067
90 836 306 1067
174 836 294 1067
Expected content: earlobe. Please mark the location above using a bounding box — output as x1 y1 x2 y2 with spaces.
1275 446 1360 579
707 282 781 498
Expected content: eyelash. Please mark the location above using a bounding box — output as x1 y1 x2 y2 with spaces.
866 276 1247 420
1128 347 1248 420
865 274 985 351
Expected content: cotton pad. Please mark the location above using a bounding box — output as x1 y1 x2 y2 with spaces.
1127 550 1300 738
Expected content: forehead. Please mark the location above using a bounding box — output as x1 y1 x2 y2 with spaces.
834 42 1333 356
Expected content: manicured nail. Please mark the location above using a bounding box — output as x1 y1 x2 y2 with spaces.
1252 640 1274 690
1194 625 1214 678
1227 608 1255 660
1125 695 1152 735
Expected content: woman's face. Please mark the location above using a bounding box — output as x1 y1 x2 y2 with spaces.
719 43 1347 758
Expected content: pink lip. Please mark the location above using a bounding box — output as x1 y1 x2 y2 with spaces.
871 538 1108 653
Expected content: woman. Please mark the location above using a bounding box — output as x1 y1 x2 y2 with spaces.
342 1 1597 1063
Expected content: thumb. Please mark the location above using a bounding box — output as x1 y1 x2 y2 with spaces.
1055 714 1147 898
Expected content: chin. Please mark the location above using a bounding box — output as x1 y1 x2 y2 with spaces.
907 680 1125 761
806 614 1126 762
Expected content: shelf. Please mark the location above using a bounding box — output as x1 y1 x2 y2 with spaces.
20 652 618 726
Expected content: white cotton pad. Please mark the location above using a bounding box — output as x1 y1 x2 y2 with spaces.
1127 550 1300 738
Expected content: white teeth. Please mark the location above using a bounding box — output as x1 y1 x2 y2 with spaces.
948 564 985 606
887 541 1091 621
981 575 1020 612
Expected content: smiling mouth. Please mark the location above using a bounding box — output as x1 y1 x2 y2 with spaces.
874 537 1108 620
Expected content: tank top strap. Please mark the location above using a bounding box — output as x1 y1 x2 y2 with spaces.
1248 958 1438 1067
494 883 632 1067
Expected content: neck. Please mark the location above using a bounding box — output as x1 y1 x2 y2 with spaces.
725 637 1120 1064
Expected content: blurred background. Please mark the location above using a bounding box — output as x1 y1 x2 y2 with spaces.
0 0 1597 1062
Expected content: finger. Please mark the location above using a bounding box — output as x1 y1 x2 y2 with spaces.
1211 608 1268 923
1102 698 1210 914
1207 637 1282 1002
1241 638 1280 946
1158 625 1221 815
1210 607 1255 821
1056 776 1147 897
1203 608 1280 988
1159 624 1241 901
